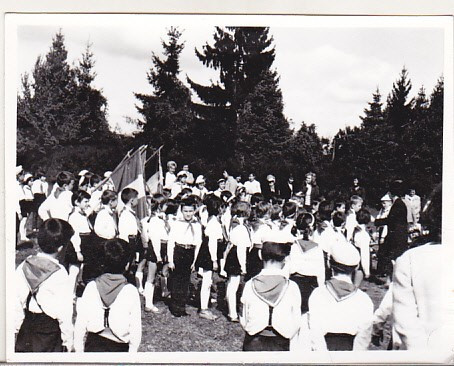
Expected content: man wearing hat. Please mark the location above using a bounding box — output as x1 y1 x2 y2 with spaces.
213 179 226 198
308 242 374 351
262 174 280 202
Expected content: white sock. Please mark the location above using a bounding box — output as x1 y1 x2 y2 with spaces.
200 271 213 311
226 276 240 319
144 282 155 308
135 271 144 290
68 265 80 296
19 218 28 241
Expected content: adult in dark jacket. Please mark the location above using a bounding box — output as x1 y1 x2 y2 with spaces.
374 180 408 280
349 177 366 202
300 172 320 210
262 175 280 202
279 176 295 201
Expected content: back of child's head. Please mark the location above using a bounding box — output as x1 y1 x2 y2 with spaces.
270 204 282 221
38 218 74 254
317 200 333 221
204 194 223 217
72 190 91 206
250 193 265 206
149 194 167 213
261 242 291 262
35 171 46 179
420 183 442 241
121 188 138 205
295 213 315 240
332 211 346 228
89 174 102 188
389 179 406 197
231 201 251 218
101 189 117 205
255 201 271 219
356 208 371 225
282 201 297 219
181 187 192 196
349 195 363 207
103 239 130 274
56 171 75 188
220 190 233 204
335 201 345 211
181 196 197 209
164 199 178 215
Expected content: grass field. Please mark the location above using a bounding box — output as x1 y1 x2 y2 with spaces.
15 238 391 352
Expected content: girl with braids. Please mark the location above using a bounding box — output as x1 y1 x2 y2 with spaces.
272 201 298 242
223 201 252 322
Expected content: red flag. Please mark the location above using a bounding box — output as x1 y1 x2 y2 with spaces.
110 146 148 220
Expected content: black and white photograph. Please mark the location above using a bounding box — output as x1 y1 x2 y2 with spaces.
4 12 454 364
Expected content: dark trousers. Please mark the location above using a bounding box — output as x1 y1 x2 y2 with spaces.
84 332 129 352
245 247 263 281
289 274 318 313
324 332 355 351
170 245 195 313
243 332 289 351
16 310 63 352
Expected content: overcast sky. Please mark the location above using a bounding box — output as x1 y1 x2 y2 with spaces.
14 15 445 138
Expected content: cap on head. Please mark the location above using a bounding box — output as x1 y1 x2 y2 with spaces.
23 173 33 181
217 178 225 184
381 193 392 201
177 171 187 178
267 174 275 182
78 169 89 176
104 171 112 178
195 175 205 184
330 242 360 267
16 165 23 175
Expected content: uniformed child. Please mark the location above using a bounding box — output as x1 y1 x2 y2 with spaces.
308 241 374 351
38 171 75 222
18 173 35 242
31 171 48 230
246 201 272 281
240 241 301 351
118 188 141 287
74 238 142 352
224 201 252 322
67 190 92 295
352 208 372 286
167 197 203 317
194 194 223 320
345 195 363 242
141 194 168 313
94 190 118 240
15 218 74 352
313 201 336 281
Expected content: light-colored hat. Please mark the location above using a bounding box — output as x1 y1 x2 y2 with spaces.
381 193 392 201
195 175 205 184
330 242 360 267
23 173 33 181
78 169 89 176
16 165 23 175
217 178 226 184
267 174 275 182
104 171 112 178
177 171 187 178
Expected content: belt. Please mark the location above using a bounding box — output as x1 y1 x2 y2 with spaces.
176 243 195 249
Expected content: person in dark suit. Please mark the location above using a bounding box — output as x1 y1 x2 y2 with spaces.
349 177 366 202
374 180 408 283
280 176 295 201
262 175 280 202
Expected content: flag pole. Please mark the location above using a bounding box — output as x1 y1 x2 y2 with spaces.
145 145 164 165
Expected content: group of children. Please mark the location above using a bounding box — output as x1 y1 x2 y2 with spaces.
15 164 437 353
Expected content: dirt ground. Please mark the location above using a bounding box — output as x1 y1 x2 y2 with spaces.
15 239 391 352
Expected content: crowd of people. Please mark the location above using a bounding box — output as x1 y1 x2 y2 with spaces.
14 161 447 354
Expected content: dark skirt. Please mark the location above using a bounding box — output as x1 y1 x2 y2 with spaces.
19 200 35 217
15 310 63 352
243 331 289 351
195 239 213 271
324 332 354 351
224 246 241 276
84 332 129 352
33 193 46 210
145 245 158 263
289 274 318 313
80 233 105 284
160 240 168 263
245 247 263 281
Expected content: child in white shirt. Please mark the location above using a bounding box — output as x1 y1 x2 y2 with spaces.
38 171 75 222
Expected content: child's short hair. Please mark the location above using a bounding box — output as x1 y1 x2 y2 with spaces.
220 190 233 204
261 242 291 262
270 204 282 221
295 213 315 240
103 239 130 274
180 187 192 196
204 194 223 217
317 200 333 221
350 195 363 206
89 174 102 188
167 161 177 170
165 199 179 215
335 201 345 210
356 208 371 225
149 193 167 213
38 218 74 254
332 212 346 227
101 190 117 205
72 190 91 206
282 201 297 218
121 188 138 204
189 194 202 207
181 196 197 209
35 171 46 179
231 201 251 218
56 171 75 188
235 186 246 197
250 193 265 206
255 201 271 219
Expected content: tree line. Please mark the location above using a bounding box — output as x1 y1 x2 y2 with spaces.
17 28 443 205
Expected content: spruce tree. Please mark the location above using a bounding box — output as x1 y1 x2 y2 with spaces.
135 27 194 162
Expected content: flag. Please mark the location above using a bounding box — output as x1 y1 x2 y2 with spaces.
110 145 148 220
145 147 163 195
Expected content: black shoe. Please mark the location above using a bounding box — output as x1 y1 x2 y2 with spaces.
170 309 190 317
